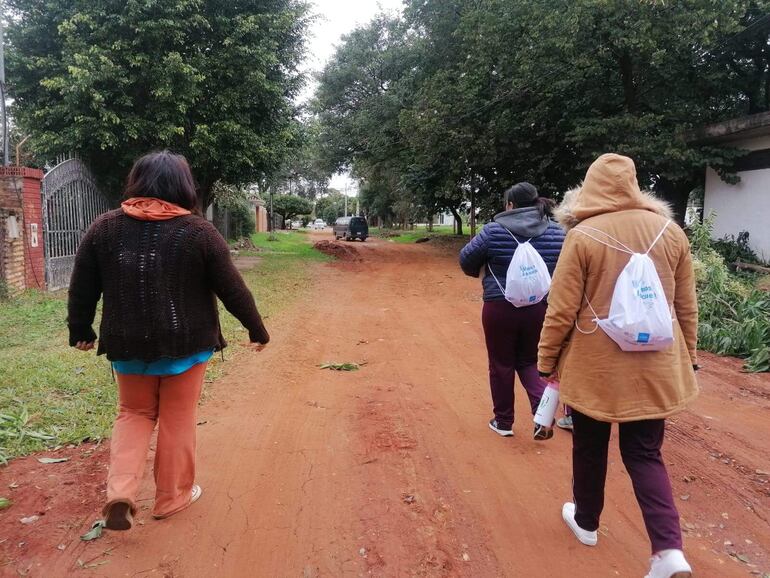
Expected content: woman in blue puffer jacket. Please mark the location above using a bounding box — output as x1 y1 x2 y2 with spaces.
460 182 565 440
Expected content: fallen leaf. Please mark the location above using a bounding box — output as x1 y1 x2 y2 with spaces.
679 494 690 501
462 553 470 562
0 498 11 510
319 362 367 371
80 520 105 542
19 516 39 525
37 457 69 464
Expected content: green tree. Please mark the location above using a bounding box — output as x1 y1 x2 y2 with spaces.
7 0 309 206
401 0 760 221
269 119 330 199
314 189 347 225
271 193 313 227
316 0 768 226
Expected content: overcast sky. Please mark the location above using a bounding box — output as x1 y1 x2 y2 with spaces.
303 0 405 194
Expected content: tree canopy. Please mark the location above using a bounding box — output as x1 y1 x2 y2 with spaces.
315 189 349 225
271 193 313 225
315 0 770 225
7 0 310 206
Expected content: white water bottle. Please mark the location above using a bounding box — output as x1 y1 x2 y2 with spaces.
534 382 560 427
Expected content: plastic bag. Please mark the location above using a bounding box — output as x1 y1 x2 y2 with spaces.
503 241 551 307
597 252 674 351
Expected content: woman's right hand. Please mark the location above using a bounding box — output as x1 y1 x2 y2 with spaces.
248 343 267 352
74 341 95 351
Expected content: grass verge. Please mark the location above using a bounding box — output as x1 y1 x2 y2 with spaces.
371 225 464 244
0 231 324 463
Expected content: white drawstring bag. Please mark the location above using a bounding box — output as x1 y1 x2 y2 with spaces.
574 221 674 352
488 230 552 308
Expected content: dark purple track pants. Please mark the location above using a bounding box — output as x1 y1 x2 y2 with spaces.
571 410 683 553
481 300 547 429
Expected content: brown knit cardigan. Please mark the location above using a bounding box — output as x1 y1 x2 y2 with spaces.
67 209 269 361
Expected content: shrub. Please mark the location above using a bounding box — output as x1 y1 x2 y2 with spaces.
711 230 764 267
690 215 770 372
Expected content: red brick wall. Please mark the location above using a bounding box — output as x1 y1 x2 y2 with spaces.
0 175 26 294
21 173 45 290
0 167 45 293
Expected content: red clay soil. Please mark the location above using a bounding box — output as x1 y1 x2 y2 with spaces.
1 233 769 577
313 240 362 261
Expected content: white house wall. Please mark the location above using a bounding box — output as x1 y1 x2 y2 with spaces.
704 167 770 262
727 135 770 151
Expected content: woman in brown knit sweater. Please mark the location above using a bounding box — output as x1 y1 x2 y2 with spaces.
68 150 270 531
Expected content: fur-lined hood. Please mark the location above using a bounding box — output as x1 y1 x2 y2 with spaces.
554 154 674 231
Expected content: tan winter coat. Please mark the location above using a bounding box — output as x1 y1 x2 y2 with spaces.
538 154 699 422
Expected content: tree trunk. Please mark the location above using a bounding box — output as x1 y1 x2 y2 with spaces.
199 179 216 215
655 178 691 226
618 50 637 113
470 189 476 237
450 206 463 236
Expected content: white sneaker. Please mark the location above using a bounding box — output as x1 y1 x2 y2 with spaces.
561 502 598 546
645 549 692 578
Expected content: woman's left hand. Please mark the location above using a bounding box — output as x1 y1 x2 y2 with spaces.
540 370 559 384
74 341 95 351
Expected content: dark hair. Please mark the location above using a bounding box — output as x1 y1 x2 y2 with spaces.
504 181 555 218
123 150 201 214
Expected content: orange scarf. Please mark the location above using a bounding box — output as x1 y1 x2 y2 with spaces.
122 197 192 221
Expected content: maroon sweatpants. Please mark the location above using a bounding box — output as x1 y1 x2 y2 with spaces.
481 299 547 429
571 410 683 553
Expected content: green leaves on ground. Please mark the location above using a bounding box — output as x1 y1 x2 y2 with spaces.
0 407 56 465
80 520 105 542
319 362 366 372
0 497 11 510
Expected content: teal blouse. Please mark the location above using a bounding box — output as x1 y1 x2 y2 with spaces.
112 350 214 376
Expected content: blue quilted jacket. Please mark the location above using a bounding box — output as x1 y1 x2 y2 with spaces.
459 207 566 301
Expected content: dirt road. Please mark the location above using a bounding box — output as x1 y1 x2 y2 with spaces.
3 233 769 577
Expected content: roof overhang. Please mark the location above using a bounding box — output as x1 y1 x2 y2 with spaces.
688 111 770 145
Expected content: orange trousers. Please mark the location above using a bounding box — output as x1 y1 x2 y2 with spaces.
107 362 207 518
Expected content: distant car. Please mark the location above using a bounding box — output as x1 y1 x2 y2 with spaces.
333 216 369 241
311 219 326 230
289 220 302 229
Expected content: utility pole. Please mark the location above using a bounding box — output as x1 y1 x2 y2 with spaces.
0 14 9 166
344 184 348 217
268 189 277 241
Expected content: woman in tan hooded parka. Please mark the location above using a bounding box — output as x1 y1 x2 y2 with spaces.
538 154 698 578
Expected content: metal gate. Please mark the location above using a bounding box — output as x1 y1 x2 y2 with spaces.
42 158 111 291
